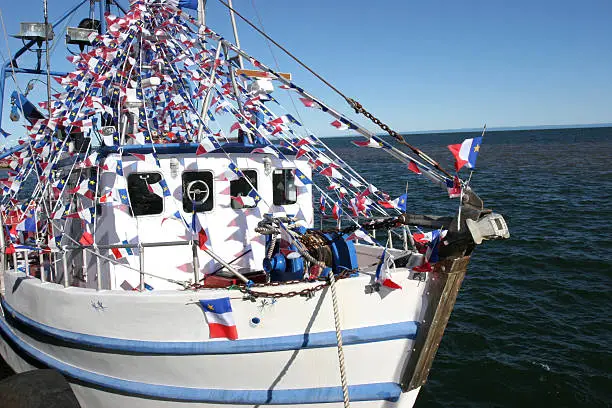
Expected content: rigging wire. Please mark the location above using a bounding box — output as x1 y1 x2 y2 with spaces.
248 0 305 126
215 0 345 99
215 0 454 180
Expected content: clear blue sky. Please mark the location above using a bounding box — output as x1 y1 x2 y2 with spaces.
0 0 611 138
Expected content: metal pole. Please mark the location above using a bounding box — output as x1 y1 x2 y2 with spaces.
39 252 45 282
224 43 252 143
202 247 251 285
99 0 106 34
0 216 5 293
62 252 69 287
0 0 89 131
43 0 52 116
227 0 244 69
82 248 88 283
197 40 223 139
139 244 144 291
197 0 207 26
191 242 200 284
24 250 30 276
50 252 56 282
95 247 102 291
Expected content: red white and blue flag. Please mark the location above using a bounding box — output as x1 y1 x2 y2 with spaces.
351 139 382 148
446 176 462 198
332 201 342 220
199 297 238 340
447 137 482 172
111 240 134 259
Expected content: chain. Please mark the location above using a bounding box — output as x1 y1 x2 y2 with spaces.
239 270 354 299
346 98 454 180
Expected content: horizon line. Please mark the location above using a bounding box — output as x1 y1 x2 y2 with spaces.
399 122 612 135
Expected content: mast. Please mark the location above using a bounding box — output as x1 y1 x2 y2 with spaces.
227 0 244 69
198 0 207 26
43 0 52 116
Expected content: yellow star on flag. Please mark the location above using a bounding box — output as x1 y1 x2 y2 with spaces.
207 304 214 311
473 144 480 152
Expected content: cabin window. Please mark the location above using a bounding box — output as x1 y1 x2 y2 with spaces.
273 169 297 205
182 171 214 212
127 172 164 216
231 170 258 209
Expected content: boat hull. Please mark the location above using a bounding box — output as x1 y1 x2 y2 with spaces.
0 257 469 407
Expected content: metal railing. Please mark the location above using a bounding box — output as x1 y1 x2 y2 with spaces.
0 237 251 291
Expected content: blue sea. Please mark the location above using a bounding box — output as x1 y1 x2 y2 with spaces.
1 126 611 407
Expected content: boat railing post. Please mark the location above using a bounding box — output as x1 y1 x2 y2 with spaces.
95 246 102 291
39 251 45 283
62 251 69 288
12 252 18 273
139 244 145 291
81 247 87 284
0 215 5 275
403 226 409 251
192 241 200 284
24 249 30 276
51 252 56 282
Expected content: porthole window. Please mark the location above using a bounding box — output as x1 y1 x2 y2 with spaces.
273 169 297 205
182 171 214 212
231 170 258 209
127 172 164 216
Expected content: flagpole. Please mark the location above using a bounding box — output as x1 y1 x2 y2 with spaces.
459 124 486 230
466 124 486 188
404 181 416 251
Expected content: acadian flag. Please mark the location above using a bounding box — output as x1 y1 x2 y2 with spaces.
16 214 37 233
375 248 402 289
117 188 130 206
447 137 482 172
199 297 238 340
293 168 312 185
391 194 408 211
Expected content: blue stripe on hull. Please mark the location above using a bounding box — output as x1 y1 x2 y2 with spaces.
1 297 418 355
0 316 402 404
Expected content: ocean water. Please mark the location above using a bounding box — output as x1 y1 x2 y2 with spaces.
1 127 611 407
324 126 612 407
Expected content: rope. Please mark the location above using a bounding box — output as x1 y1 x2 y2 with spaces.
215 0 453 179
328 271 351 408
215 0 346 99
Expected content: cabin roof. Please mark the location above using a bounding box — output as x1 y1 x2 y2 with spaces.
98 142 297 157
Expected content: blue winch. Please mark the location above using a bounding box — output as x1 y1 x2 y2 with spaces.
263 227 358 282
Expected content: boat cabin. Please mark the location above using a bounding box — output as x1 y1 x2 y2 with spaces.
59 143 314 291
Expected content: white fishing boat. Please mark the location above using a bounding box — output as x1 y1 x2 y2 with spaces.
0 1 509 407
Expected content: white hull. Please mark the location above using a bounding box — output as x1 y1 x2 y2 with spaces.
0 257 454 408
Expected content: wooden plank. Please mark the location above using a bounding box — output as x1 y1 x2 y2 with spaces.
236 69 291 80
